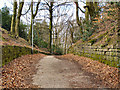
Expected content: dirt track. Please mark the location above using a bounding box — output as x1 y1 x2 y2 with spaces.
32 56 104 88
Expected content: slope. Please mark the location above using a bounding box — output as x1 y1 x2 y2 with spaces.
0 27 50 54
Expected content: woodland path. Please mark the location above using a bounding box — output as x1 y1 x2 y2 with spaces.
32 56 104 88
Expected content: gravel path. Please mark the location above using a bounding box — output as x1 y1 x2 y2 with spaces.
32 56 103 88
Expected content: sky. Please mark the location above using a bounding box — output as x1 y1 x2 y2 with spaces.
0 0 85 25
0 0 12 9
0 0 13 15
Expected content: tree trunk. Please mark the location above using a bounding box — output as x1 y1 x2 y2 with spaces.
28 0 40 44
49 2 53 53
28 18 33 44
54 28 58 53
53 30 55 45
70 28 74 45
85 1 98 22
15 1 24 37
93 2 99 15
89 2 95 21
11 0 17 34
85 2 89 22
65 30 68 54
75 1 83 35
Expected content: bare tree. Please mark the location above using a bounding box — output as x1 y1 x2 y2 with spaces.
28 0 41 44
11 0 17 34
74 1 84 35
41 0 71 53
15 0 24 37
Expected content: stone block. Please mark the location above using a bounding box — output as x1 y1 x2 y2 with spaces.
101 51 105 55
109 49 118 52
103 49 108 52
106 51 118 56
98 49 103 52
106 52 111 56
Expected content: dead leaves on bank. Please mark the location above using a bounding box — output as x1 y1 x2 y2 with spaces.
56 54 119 88
1 54 45 88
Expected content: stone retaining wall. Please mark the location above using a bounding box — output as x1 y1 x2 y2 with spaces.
2 45 39 66
68 43 120 68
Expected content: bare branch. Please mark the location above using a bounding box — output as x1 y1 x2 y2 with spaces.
52 13 67 17
80 0 86 4
53 2 72 10
38 8 49 11
34 1 41 17
21 4 31 15
78 6 85 13
43 0 50 7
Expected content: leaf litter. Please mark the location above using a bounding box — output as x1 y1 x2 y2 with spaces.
1 54 45 88
55 54 119 88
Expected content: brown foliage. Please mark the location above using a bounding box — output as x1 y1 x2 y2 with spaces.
56 54 119 88
1 54 45 88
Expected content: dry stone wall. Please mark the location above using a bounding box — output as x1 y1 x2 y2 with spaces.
68 43 120 68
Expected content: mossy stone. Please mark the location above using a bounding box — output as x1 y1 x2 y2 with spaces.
2 46 40 66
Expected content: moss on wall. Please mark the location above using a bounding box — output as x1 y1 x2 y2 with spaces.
68 46 119 68
76 52 118 68
89 39 97 45
2 45 39 66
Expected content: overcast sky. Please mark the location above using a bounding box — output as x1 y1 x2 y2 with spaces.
0 0 85 25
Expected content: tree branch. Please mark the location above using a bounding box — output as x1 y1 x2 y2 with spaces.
78 6 85 13
52 13 67 17
21 4 31 15
38 8 49 11
33 0 41 17
53 2 71 10
44 0 50 7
